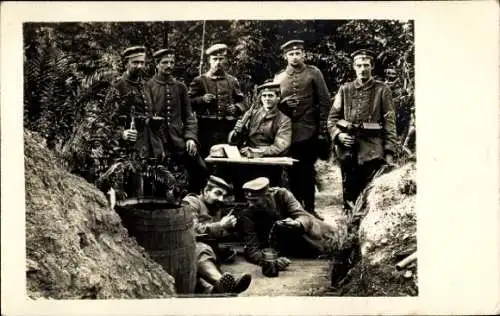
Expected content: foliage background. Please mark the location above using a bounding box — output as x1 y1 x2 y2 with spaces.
23 20 415 182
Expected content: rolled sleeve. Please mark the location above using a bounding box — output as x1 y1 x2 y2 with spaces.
261 116 292 157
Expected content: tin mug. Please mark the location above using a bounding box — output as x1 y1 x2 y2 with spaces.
261 248 279 278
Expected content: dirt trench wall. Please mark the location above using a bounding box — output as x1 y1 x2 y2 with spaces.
341 162 417 296
25 130 176 299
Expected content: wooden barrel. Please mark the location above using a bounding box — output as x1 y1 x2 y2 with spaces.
116 198 197 294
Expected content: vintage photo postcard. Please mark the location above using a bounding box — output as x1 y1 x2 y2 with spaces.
1 1 499 315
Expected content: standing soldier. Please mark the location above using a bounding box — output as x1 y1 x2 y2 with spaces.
143 48 209 194
188 43 247 158
327 49 398 210
98 46 151 201
274 40 331 220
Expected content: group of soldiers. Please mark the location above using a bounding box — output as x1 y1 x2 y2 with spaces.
96 38 398 295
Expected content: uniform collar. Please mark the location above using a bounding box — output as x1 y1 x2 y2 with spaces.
286 63 306 75
260 106 279 119
153 74 175 84
206 69 227 80
123 72 142 85
354 77 375 89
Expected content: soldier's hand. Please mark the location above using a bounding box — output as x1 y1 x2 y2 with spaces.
186 139 198 157
220 214 237 229
338 132 355 147
202 93 216 103
277 217 302 229
122 129 137 142
240 147 251 157
226 104 237 115
276 257 291 270
284 95 299 107
247 147 264 158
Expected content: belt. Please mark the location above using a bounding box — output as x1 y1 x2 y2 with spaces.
198 114 237 121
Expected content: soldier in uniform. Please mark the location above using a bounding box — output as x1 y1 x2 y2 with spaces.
240 177 340 270
182 176 252 295
188 44 247 158
225 80 292 196
327 49 398 210
99 46 152 200
143 48 209 194
274 40 331 221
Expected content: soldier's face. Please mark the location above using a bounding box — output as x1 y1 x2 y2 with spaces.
203 186 227 205
125 55 146 76
157 55 175 75
261 91 279 111
353 57 373 81
246 195 267 209
284 49 305 66
209 55 226 72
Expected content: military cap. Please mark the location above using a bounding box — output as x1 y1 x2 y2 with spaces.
152 48 175 60
280 40 305 53
122 46 146 60
351 48 376 61
205 43 228 56
242 177 270 198
207 175 232 192
257 80 281 93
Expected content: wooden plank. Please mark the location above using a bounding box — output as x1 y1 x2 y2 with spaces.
205 156 298 166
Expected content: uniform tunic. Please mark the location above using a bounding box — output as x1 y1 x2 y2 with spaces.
181 194 229 264
228 106 292 157
274 64 331 143
188 71 247 157
274 63 331 214
99 74 155 198
144 74 209 193
144 74 198 155
327 77 398 208
103 74 150 158
241 187 337 264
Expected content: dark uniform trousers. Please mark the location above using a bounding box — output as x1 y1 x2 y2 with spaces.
274 64 331 215
288 137 318 214
188 72 247 159
328 78 399 210
340 157 385 209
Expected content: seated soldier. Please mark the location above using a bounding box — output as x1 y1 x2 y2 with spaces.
228 80 291 158
240 177 337 271
224 80 292 198
181 175 252 295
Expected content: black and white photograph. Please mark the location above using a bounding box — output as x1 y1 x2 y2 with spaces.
2 1 499 315
22 18 416 299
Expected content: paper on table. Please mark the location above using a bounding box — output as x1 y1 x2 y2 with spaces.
222 145 242 159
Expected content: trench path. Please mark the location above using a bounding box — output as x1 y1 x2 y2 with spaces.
221 162 343 296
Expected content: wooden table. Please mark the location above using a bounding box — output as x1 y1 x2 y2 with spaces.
205 156 298 166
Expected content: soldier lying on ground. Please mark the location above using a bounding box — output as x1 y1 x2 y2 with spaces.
182 176 252 295
240 177 340 271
